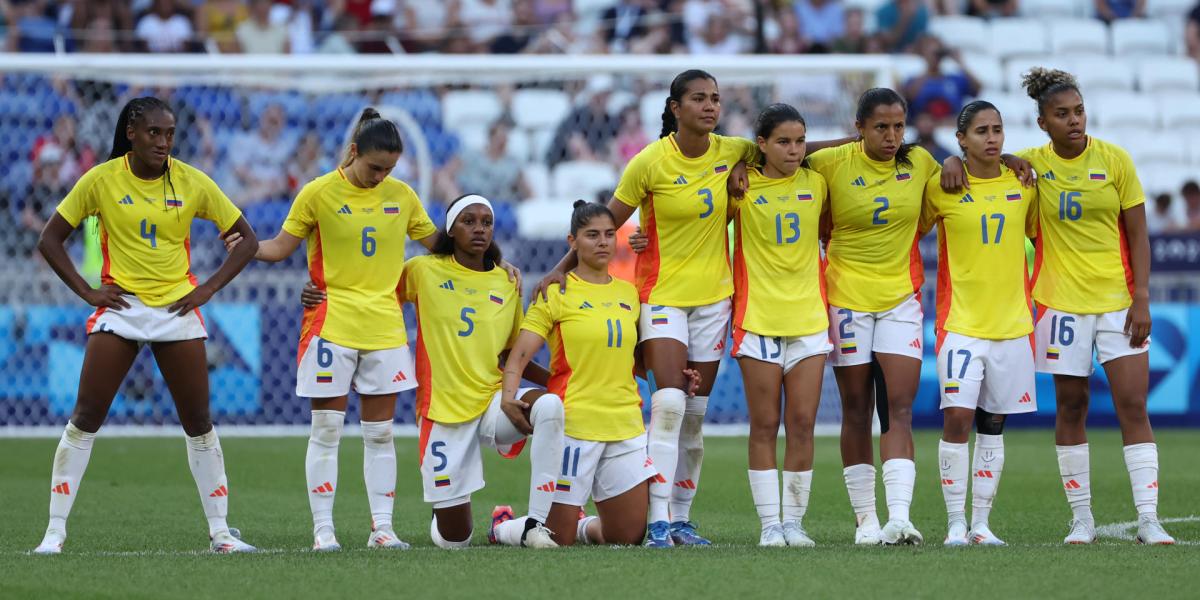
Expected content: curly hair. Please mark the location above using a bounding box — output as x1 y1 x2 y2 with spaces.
1021 67 1081 116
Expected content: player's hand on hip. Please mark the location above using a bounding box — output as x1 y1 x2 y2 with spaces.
501 393 533 435
1125 297 1152 348
531 269 566 303
682 368 702 398
168 284 215 316
85 284 132 310
628 227 648 253
301 280 326 308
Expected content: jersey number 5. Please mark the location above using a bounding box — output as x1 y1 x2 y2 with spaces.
458 307 476 337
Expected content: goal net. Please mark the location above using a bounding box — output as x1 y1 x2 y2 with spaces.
0 54 897 435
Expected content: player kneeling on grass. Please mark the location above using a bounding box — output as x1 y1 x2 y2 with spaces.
729 104 831 547
497 201 701 547
925 101 1039 546
34 97 259 554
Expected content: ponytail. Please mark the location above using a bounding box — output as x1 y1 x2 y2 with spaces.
569 199 616 235
343 107 402 167
659 69 717 139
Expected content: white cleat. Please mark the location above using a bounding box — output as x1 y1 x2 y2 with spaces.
1063 519 1096 545
211 530 257 553
368 528 411 550
1135 515 1176 546
854 515 883 546
759 523 787 547
522 523 559 549
312 526 342 552
880 520 923 545
944 519 969 547
33 529 65 555
969 523 1006 546
781 521 815 547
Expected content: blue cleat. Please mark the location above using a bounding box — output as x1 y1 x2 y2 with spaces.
644 521 674 548
669 521 712 546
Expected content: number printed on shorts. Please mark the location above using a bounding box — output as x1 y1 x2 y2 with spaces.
430 441 448 472
561 445 581 477
837 308 855 340
458 307 476 337
872 197 889 225
1049 314 1075 346
698 188 714 219
361 226 377 256
945 348 972 379
758 335 782 359
316 338 333 368
606 318 624 348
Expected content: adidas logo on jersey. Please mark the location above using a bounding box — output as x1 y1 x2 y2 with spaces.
118 195 134 205
753 195 768 205
579 301 594 309
1043 170 1056 180
439 280 455 290
674 175 688 185
337 204 352 215
960 193 974 203
851 176 867 187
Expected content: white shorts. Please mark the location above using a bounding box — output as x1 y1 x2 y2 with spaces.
828 294 924 367
937 332 1037 415
418 389 533 505
731 328 832 374
553 433 657 506
86 294 207 343
1034 306 1150 376
639 299 731 362
296 335 417 398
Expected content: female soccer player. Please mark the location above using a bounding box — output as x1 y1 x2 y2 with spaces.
243 108 439 551
922 101 1038 547
730 104 831 547
945 68 1173 545
33 97 259 554
534 70 758 547
805 88 941 545
502 200 700 547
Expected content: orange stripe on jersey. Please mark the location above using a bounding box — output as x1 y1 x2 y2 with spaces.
1118 219 1135 297
547 324 571 399
85 306 107 333
934 219 951 355
635 192 661 304
730 326 748 357
417 418 434 465
908 230 924 299
818 253 829 310
184 237 198 286
99 227 113 285
413 299 433 419
297 228 328 366
730 211 749 331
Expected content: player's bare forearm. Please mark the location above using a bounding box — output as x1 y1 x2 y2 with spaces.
498 349 550 387
37 213 93 300
501 332 543 402
1122 204 1151 299
255 230 302 262
202 217 258 294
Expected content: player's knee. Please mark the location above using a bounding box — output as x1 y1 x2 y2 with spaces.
975 410 1006 435
360 420 393 446
310 410 344 447
888 401 913 425
530 393 564 428
944 414 972 440
649 389 686 435
430 517 472 549
784 415 815 442
748 417 780 442
604 522 645 546
841 405 873 431
180 416 213 438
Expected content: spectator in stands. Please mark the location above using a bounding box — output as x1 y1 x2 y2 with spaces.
288 132 333 193
318 12 359 54
277 0 319 54
795 0 844 53
1094 0 1145 22
612 104 649 164
687 12 745 54
236 0 289 54
766 7 804 54
4 0 56 53
902 35 981 125
194 0 247 53
628 9 683 54
76 14 117 53
437 120 531 204
1183 181 1200 231
830 7 868 53
356 1 399 53
533 0 571 24
401 0 452 52
21 142 69 246
69 0 134 52
913 110 952 163
229 104 296 205
135 0 195 53
33 114 94 187
337 0 375 27
1187 2 1200 61
70 80 120 158
602 0 652 53
545 74 620 167
457 0 514 52
968 0 1019 17
1146 193 1185 234
876 0 929 53
524 11 604 54
491 0 541 53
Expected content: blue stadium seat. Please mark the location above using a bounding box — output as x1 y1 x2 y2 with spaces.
379 89 443 125
247 91 309 127
175 86 243 125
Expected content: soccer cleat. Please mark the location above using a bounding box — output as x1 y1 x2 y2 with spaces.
669 520 712 546
312 526 342 552
1135 515 1176 546
521 522 558 549
33 529 65 555
211 530 257 554
943 519 969 547
759 524 786 547
368 528 411 550
781 521 815 547
854 515 883 545
644 521 674 548
880 519 923 545
969 523 1006 546
488 505 514 545
1063 519 1096 545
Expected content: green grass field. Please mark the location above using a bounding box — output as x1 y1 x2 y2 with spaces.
1 430 1195 599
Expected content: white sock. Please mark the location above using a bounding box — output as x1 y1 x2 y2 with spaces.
361 419 395 531
185 428 229 536
527 394 565 523
494 516 528 547
670 395 707 523
971 434 1005 527
1056 443 1093 522
46 422 96 534
1123 442 1159 518
843 463 878 526
647 387 686 524
882 458 916 523
781 470 812 524
430 516 472 549
576 515 600 545
938 440 969 523
748 469 781 529
307 410 344 533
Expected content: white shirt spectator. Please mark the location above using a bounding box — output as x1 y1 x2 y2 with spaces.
459 0 513 44
135 12 193 52
236 16 289 53
795 0 845 46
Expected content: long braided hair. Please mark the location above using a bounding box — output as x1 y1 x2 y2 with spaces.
110 97 180 217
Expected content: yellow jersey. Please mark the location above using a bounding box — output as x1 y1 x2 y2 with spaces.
521 273 642 442
732 166 829 337
56 155 242 307
614 133 759 306
403 254 523 424
806 142 940 312
284 169 436 351
922 166 1038 341
1016 137 1144 314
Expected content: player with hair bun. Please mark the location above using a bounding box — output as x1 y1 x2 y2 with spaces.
534 70 758 547
34 96 260 554
922 100 1038 547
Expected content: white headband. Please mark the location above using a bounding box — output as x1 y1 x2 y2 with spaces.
445 194 494 230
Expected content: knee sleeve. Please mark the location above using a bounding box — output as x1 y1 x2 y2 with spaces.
650 388 687 435
430 516 472 549
975 409 1006 435
530 393 564 428
360 420 393 447
310 410 345 447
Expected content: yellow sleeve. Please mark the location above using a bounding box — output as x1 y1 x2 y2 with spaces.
913 145 942 183
281 183 317 239
55 165 102 227
613 147 653 208
727 135 759 164
1111 146 1145 210
193 170 242 232
1025 187 1039 238
919 178 940 236
406 195 437 241
805 142 852 179
521 287 559 340
399 257 421 304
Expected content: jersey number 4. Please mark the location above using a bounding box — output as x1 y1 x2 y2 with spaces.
140 219 157 248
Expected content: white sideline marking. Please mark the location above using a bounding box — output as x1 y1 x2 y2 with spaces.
1095 515 1199 545
0 424 845 439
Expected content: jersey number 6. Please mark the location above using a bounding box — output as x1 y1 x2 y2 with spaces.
361 226 377 257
